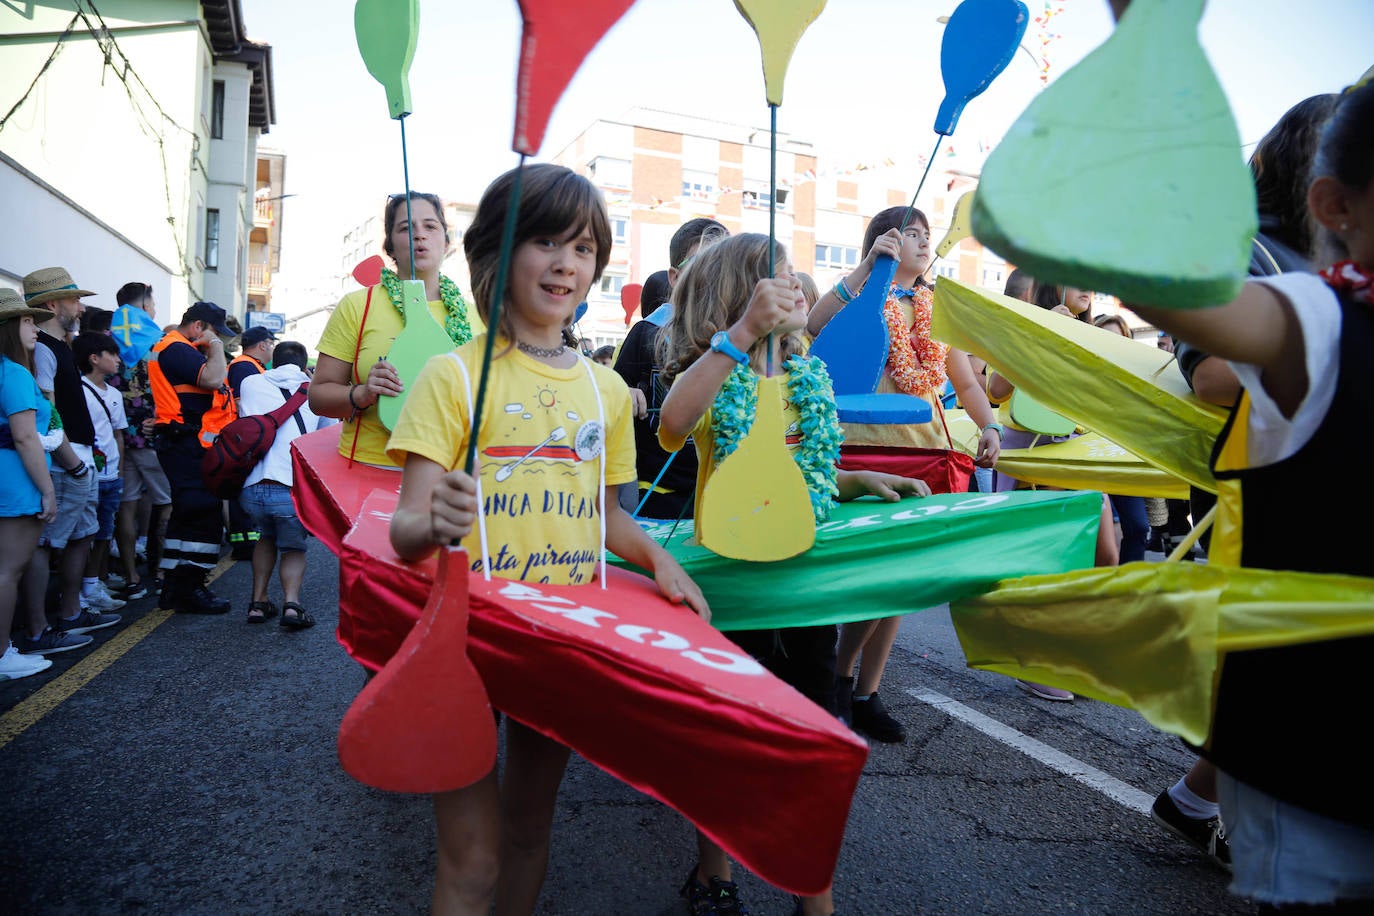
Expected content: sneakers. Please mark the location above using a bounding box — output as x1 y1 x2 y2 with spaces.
56 609 121 635
123 580 151 601
161 568 230 615
0 644 52 680
1016 679 1074 702
1151 789 1231 870
81 586 126 612
18 627 93 655
680 865 749 915
104 573 128 591
851 691 906 743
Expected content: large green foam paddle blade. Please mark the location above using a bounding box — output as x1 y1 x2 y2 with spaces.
972 0 1255 309
355 0 419 119
379 279 454 431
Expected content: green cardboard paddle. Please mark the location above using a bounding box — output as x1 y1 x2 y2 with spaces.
355 0 418 119
378 278 453 431
972 0 1255 309
1009 389 1076 438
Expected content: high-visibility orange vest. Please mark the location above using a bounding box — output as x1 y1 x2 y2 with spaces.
198 353 262 447
148 330 209 428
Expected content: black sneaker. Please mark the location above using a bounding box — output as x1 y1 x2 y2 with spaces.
680 865 749 915
1151 789 1231 870
19 627 93 655
851 690 906 743
55 609 121 635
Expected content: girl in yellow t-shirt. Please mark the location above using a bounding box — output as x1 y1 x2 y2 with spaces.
387 163 708 915
657 232 928 916
311 191 482 466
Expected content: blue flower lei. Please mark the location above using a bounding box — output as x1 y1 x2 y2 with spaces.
711 354 843 522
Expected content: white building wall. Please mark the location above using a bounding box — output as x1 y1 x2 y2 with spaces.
0 1 216 314
202 62 255 316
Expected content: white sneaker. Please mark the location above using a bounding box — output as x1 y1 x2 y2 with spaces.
0 644 52 681
104 574 128 591
82 588 126 611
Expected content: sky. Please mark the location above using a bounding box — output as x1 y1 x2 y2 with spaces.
244 0 1374 296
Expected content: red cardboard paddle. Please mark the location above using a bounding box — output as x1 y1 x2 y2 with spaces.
621 282 642 326
512 0 637 156
352 254 385 288
338 546 497 793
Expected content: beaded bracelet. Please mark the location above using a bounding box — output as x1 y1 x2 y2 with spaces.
833 277 856 304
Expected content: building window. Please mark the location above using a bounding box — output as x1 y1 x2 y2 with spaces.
814 244 858 270
205 209 220 270
936 262 958 279
611 218 628 246
743 187 789 212
588 157 631 190
682 169 716 201
600 275 625 295
211 80 225 139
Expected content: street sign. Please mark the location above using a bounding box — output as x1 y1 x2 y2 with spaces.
246 311 286 333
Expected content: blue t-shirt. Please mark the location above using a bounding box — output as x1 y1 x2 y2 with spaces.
1 356 53 517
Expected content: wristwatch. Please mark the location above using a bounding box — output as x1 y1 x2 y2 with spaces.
709 330 749 366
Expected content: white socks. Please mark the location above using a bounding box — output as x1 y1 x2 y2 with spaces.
1169 776 1220 820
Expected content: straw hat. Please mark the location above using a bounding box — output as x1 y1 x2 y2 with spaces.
21 266 96 307
0 287 54 324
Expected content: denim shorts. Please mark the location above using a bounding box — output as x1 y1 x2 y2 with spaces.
42 465 99 548
95 476 123 541
1218 771 1374 905
239 481 307 552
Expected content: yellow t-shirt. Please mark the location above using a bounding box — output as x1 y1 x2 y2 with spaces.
659 383 805 519
387 336 635 586
316 283 484 466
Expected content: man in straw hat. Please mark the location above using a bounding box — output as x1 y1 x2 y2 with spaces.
147 301 235 614
19 267 125 658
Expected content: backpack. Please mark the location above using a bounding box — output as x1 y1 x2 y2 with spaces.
201 383 309 499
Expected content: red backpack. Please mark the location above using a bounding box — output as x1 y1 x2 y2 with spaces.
201 383 309 499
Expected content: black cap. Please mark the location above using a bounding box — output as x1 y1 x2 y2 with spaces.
183 301 233 337
241 325 278 347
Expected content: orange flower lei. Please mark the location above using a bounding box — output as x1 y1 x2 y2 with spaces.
883 284 948 395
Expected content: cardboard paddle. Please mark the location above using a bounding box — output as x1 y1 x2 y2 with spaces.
698 375 816 561
377 278 453 431
936 189 976 259
337 545 496 792
972 0 1255 308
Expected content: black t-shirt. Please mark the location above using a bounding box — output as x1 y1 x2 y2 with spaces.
227 356 264 399
37 331 95 447
613 318 698 498
158 339 212 427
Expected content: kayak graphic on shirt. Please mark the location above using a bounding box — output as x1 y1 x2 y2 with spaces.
485 395 605 481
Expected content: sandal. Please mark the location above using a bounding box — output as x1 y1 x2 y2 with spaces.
279 601 315 630
680 864 748 915
246 600 278 624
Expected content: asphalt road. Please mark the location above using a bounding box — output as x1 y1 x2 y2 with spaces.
1 541 1253 915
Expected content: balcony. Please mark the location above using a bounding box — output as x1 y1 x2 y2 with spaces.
254 199 273 228
247 262 270 290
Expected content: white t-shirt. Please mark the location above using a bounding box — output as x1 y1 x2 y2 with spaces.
1228 273 1341 468
81 377 128 480
239 365 322 488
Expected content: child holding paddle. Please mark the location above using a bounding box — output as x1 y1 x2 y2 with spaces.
806 207 1001 744
1128 76 1374 912
387 163 709 915
658 232 930 916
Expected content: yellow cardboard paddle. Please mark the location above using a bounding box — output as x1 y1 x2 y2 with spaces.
699 375 815 561
378 278 453 431
733 0 828 106
936 189 976 259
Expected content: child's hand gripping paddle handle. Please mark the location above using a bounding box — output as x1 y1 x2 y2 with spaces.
337 545 496 793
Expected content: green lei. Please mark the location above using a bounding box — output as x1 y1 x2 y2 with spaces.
711 354 843 523
380 267 474 347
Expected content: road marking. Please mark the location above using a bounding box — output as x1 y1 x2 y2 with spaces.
0 555 236 752
907 687 1153 815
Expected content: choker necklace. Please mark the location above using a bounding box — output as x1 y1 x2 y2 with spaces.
516 340 567 358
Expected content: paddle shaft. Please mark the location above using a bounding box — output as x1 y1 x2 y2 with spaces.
899 134 944 233
767 104 777 377
400 115 416 281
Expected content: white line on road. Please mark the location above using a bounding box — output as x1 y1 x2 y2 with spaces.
907 687 1154 816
